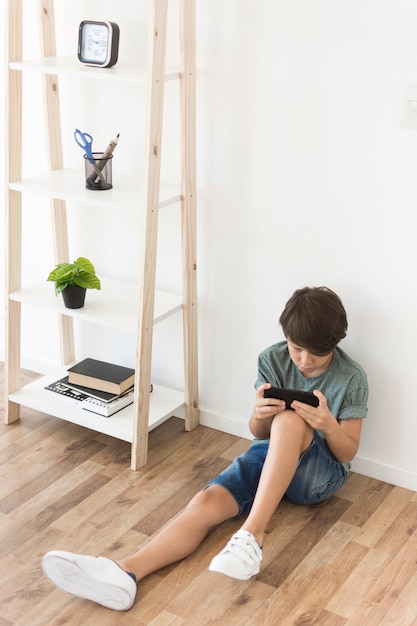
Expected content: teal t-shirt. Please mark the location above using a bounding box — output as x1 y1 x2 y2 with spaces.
255 341 369 470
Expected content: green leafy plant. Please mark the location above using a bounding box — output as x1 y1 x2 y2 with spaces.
47 257 101 295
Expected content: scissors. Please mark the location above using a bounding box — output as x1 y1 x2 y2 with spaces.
74 128 94 161
74 128 106 187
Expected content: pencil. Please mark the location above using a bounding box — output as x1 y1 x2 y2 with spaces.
101 133 120 162
87 133 120 186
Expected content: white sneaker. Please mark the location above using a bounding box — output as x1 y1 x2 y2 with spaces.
209 530 262 580
42 550 137 611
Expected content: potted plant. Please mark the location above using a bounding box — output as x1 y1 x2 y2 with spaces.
47 256 101 309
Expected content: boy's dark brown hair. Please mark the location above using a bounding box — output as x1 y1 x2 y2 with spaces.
279 286 347 355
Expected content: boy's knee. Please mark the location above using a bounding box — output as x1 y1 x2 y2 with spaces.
271 410 313 444
186 488 211 510
272 409 303 431
185 484 239 522
185 486 220 515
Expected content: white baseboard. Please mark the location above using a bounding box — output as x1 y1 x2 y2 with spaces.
350 457 417 492
0 352 54 375
199 407 252 440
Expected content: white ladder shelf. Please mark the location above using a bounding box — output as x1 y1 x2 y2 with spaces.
4 0 199 469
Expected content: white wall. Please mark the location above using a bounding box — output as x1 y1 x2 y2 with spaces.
2 1 417 490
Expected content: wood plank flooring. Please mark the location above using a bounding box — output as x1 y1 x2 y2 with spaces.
1 367 417 625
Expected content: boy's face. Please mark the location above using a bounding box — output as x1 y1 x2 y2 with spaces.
287 339 334 378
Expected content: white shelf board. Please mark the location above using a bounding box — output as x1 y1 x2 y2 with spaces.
10 169 181 213
9 371 185 443
10 57 180 84
10 277 183 331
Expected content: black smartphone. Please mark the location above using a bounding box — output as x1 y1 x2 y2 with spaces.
263 386 319 410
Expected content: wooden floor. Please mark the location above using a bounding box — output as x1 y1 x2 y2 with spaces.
1 369 417 625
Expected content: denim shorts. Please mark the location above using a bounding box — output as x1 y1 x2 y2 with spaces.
207 431 348 517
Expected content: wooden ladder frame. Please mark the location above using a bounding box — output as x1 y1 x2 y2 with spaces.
4 0 199 470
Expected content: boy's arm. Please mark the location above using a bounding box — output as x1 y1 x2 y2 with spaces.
250 385 363 461
249 383 287 439
322 417 362 463
292 389 362 463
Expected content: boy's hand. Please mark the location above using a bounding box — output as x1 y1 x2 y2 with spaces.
249 383 287 439
292 389 362 463
254 383 286 420
291 389 336 434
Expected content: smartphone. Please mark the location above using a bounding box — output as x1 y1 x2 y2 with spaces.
263 386 319 410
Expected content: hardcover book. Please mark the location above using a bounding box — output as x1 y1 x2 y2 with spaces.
67 358 135 395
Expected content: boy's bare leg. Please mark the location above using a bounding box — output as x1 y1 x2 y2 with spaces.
208 411 313 581
241 411 313 547
117 484 239 581
42 484 239 610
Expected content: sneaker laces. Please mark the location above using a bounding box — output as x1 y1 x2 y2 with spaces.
221 533 261 565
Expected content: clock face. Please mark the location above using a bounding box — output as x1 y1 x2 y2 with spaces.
81 23 110 64
78 20 120 68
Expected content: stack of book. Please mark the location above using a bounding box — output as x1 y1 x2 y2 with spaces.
46 358 137 417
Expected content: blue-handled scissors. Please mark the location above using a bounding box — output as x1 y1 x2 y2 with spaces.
74 128 94 161
74 128 106 187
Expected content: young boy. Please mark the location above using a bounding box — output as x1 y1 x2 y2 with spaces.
42 286 368 611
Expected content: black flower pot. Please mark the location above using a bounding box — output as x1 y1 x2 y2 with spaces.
62 285 87 309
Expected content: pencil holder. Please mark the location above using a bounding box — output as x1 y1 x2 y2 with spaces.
84 152 113 190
